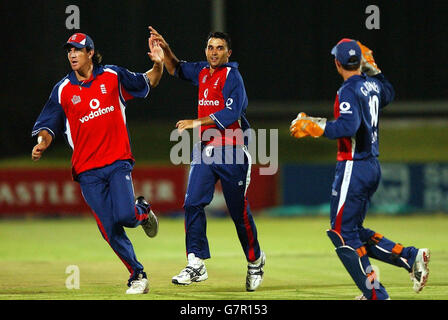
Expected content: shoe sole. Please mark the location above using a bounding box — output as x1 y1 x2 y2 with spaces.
148 210 159 237
126 285 149 294
172 279 191 285
414 249 430 293
143 210 159 238
126 288 149 294
172 274 208 286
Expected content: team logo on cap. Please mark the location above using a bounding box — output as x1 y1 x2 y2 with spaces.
349 49 356 56
69 33 86 45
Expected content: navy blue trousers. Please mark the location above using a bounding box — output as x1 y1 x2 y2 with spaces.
184 144 261 262
78 160 149 282
330 157 418 271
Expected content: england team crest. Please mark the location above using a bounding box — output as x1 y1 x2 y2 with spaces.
72 95 81 105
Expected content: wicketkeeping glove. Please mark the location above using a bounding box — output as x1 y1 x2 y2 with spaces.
290 112 327 138
290 112 310 138
357 41 381 76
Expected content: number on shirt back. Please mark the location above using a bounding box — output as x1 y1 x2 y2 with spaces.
369 95 379 127
369 95 379 143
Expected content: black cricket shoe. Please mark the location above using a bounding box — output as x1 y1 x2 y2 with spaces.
136 196 159 238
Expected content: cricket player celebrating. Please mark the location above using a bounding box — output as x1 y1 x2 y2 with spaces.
149 27 265 291
31 32 162 294
290 39 430 299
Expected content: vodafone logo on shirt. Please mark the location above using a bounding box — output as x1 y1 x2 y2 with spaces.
198 98 220 106
199 88 220 106
79 99 115 123
89 99 100 109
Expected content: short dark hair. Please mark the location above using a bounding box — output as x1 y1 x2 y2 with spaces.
207 32 232 50
341 56 360 71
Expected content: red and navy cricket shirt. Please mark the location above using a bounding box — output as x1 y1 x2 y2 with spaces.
324 73 395 161
32 65 150 178
175 61 250 146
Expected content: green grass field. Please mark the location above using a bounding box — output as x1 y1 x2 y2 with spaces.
1 215 447 300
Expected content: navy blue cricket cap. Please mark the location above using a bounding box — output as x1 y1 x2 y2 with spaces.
331 38 361 66
63 33 95 49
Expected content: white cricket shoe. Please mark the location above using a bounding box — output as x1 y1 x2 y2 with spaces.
172 253 208 285
126 276 149 294
410 248 430 293
246 251 266 292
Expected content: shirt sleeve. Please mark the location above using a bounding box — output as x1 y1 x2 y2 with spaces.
373 73 395 109
209 68 248 130
175 61 208 86
324 87 361 139
106 65 150 100
32 84 65 139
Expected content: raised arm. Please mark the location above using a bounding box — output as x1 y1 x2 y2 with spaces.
145 33 164 87
149 26 180 76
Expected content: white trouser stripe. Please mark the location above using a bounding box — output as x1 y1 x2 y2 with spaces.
242 145 252 196
336 160 353 216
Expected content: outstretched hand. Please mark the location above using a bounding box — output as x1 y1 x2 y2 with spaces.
148 26 169 51
148 35 164 64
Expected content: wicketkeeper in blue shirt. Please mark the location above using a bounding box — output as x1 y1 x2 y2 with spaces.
290 39 430 300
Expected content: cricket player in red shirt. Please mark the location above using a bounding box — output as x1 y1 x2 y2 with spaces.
31 32 163 294
149 27 265 292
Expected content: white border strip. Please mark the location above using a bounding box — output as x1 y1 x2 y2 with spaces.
58 79 70 104
65 119 74 150
209 114 225 130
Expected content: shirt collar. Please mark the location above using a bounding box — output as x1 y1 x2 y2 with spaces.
205 61 239 69
68 64 104 86
343 74 364 84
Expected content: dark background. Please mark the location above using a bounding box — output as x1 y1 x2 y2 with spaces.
2 0 447 157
